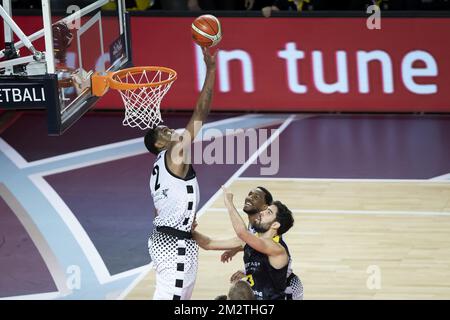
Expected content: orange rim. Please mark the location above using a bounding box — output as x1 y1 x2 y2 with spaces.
108 66 177 91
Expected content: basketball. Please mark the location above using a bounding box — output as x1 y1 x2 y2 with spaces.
191 14 222 48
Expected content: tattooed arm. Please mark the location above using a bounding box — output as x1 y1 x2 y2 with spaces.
182 46 216 146
166 46 216 174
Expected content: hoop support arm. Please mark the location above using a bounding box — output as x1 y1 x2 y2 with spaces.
0 4 43 60
0 0 109 59
0 53 36 70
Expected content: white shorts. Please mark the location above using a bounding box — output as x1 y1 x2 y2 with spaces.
148 228 199 300
286 273 304 300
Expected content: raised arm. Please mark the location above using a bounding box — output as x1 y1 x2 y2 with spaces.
165 47 217 174
169 47 216 157
182 47 217 144
221 186 284 257
192 230 244 251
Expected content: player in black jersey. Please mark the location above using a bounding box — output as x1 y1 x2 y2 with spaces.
193 186 294 300
222 187 304 300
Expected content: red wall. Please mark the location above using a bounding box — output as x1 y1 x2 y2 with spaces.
100 17 450 112
3 16 450 112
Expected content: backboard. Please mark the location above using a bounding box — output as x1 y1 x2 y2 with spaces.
0 0 132 135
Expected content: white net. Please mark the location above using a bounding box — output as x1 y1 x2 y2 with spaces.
113 69 175 130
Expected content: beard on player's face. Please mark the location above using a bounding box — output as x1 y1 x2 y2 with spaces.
250 212 269 233
252 220 272 233
252 224 268 233
251 205 279 234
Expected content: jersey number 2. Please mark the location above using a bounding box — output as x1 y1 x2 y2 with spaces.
153 165 160 191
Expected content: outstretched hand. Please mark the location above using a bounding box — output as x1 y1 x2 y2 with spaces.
202 47 217 71
221 250 235 263
221 185 234 205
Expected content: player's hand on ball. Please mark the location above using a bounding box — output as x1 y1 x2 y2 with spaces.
221 185 234 204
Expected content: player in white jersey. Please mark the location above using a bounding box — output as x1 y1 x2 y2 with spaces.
144 47 216 300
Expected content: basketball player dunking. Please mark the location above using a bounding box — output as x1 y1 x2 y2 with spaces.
144 47 216 300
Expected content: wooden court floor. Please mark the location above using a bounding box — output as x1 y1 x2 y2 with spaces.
126 178 450 300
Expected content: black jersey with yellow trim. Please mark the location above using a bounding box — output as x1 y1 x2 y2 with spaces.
243 235 289 300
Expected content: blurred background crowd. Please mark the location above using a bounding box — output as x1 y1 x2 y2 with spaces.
11 0 450 11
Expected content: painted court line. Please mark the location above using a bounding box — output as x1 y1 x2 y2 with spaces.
118 113 303 299
10 114 286 170
24 115 290 177
207 207 450 217
22 137 143 169
29 175 112 285
430 173 450 181
18 116 257 169
0 291 61 300
116 263 153 300
238 177 450 184
108 264 151 283
0 138 28 168
0 184 70 296
195 114 297 219
221 177 450 217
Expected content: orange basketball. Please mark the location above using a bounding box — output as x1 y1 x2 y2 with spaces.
191 15 222 48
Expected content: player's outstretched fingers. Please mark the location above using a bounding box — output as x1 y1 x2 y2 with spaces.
230 270 245 283
221 251 232 263
221 186 234 204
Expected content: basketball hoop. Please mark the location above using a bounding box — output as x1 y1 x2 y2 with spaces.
92 66 177 130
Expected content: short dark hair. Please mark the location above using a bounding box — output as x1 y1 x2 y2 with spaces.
144 129 160 155
273 200 294 236
257 186 273 205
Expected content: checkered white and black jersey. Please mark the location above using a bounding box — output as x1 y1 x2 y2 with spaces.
150 150 200 232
